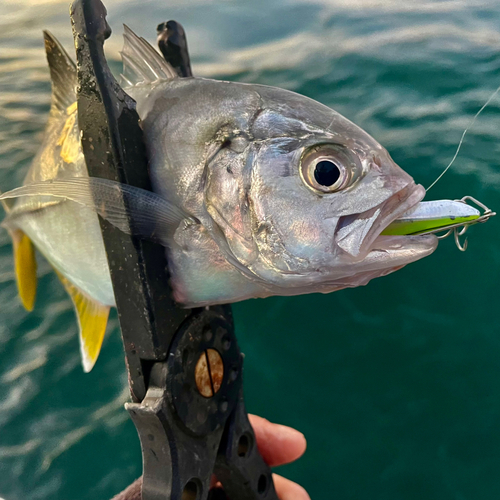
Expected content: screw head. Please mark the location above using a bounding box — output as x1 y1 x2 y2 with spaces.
195 349 224 398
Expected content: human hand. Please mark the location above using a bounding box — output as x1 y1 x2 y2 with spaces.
248 414 309 500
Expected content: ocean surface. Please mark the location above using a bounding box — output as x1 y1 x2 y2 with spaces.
1 0 500 499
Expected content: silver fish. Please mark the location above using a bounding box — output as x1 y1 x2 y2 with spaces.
0 26 476 371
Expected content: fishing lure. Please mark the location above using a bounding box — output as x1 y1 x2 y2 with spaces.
409 83 500 249
383 196 495 251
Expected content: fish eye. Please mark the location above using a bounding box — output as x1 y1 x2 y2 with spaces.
314 160 341 187
300 144 361 194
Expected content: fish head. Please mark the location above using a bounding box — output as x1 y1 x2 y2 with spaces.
135 79 437 304
199 83 437 299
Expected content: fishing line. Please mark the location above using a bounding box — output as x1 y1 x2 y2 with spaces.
426 83 500 192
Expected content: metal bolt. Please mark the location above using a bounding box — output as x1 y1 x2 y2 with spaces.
195 349 224 398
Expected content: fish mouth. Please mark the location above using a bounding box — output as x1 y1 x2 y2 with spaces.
368 183 435 254
366 183 430 255
335 183 438 277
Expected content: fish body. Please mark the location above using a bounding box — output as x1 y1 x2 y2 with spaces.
1 27 453 370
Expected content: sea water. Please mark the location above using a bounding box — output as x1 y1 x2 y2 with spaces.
1 1 500 499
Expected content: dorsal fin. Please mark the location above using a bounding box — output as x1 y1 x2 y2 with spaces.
121 24 178 87
43 31 77 114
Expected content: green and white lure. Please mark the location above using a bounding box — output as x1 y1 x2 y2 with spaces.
387 83 500 250
383 196 495 251
383 82 500 250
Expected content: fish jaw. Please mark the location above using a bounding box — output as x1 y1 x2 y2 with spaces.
304 184 439 292
338 234 438 286
282 234 438 297
334 183 427 259
327 183 438 287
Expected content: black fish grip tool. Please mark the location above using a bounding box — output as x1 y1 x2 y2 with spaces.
69 1 279 499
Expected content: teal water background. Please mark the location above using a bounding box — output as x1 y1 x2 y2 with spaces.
1 1 500 498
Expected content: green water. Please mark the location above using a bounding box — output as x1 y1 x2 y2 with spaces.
1 1 500 499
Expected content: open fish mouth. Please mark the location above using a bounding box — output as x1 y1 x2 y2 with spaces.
335 183 428 260
332 180 484 281
338 183 488 280
326 183 436 284
365 189 443 274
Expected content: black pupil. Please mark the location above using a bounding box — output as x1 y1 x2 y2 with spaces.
314 160 341 187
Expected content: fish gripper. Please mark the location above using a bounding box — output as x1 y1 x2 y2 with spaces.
70 1 279 499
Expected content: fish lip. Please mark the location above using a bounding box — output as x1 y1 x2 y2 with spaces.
365 183 441 262
335 182 427 259
365 182 439 267
334 232 438 289
368 182 427 251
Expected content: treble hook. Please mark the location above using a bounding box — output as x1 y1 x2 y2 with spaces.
435 195 495 252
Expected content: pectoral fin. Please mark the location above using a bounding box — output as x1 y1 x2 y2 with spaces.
0 177 189 246
10 229 37 311
55 271 110 372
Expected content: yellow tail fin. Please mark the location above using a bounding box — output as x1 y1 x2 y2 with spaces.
55 271 110 372
10 230 37 311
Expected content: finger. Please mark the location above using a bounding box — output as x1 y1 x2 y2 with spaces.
273 474 310 500
248 414 307 467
